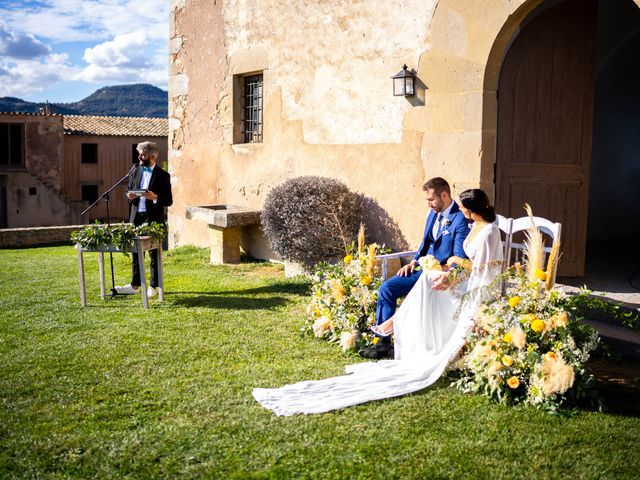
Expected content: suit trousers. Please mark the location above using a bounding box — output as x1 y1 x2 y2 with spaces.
375 269 422 344
130 212 160 288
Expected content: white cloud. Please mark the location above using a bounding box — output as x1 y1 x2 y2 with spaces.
75 33 167 87
0 53 79 97
0 23 51 58
0 0 168 43
83 33 150 68
0 0 168 99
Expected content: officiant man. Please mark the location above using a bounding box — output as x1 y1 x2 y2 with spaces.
359 177 469 359
115 141 173 297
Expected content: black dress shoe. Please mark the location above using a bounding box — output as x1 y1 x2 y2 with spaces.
358 343 394 360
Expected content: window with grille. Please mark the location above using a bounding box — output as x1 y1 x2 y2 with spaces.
242 74 263 143
0 123 24 166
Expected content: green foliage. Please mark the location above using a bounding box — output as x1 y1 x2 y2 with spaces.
564 286 640 330
70 221 166 254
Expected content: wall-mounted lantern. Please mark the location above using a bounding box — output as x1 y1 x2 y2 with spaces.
392 64 415 96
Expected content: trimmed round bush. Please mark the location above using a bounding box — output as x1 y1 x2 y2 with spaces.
261 176 362 268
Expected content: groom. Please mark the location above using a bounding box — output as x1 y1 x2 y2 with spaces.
359 177 470 359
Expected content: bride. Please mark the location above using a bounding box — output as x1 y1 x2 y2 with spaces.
253 189 504 416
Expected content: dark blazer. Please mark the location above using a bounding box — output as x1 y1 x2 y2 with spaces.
127 164 173 224
414 201 470 264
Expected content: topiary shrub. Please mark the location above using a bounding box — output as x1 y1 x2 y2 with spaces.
261 176 362 269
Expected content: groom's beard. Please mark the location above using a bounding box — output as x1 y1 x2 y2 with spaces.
140 159 151 167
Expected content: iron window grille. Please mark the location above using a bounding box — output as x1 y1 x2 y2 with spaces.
242 74 263 143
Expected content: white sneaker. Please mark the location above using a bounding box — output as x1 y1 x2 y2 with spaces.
147 286 157 298
115 284 140 295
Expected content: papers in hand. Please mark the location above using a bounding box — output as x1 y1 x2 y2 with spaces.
128 189 148 197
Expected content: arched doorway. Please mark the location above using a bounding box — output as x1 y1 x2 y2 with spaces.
495 0 598 277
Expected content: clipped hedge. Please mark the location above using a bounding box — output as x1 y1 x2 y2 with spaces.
261 176 362 268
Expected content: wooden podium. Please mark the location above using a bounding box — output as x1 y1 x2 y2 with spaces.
76 236 164 309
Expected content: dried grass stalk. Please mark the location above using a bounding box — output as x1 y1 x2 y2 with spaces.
358 223 365 254
367 243 377 277
545 240 561 290
523 203 544 282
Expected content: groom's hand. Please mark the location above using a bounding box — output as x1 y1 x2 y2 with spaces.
397 260 417 277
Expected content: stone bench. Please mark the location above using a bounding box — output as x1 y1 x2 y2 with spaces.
186 205 261 264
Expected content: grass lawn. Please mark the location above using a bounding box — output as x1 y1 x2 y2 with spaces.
1 245 639 479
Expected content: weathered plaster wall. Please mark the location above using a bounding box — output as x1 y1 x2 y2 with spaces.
0 114 76 227
1 171 76 228
168 0 538 256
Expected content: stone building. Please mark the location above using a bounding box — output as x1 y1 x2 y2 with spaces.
0 113 168 228
168 0 640 276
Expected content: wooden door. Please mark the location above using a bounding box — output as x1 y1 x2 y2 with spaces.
496 0 597 277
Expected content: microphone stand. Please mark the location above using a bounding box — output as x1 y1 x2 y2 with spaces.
81 163 138 298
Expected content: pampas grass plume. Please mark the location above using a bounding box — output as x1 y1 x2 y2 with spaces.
523 203 544 282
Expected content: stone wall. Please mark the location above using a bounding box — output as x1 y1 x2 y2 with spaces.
0 225 83 248
166 0 572 256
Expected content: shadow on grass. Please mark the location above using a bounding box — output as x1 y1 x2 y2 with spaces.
169 282 311 297
167 281 311 309
170 295 290 310
588 355 640 417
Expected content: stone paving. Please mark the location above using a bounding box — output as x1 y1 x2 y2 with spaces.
558 243 640 357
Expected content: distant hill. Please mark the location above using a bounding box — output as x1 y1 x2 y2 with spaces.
0 84 168 118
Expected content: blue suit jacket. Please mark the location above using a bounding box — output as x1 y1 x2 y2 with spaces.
414 202 470 264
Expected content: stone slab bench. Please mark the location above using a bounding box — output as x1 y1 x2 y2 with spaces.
186 205 261 264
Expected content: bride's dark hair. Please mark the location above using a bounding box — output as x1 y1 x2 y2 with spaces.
459 189 496 223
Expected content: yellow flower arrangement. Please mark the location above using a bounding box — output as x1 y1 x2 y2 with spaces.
453 204 600 412
530 318 546 333
502 355 514 367
508 296 521 308
534 269 547 281
306 232 385 350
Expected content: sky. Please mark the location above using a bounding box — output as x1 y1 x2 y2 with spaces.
0 0 168 103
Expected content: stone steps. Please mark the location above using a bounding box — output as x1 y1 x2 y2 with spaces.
585 319 640 359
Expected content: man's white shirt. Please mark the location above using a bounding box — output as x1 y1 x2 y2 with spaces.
432 201 454 239
137 164 155 213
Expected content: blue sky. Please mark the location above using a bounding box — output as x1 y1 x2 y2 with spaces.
0 0 168 103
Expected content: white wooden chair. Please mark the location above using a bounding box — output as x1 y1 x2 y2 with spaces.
505 215 562 285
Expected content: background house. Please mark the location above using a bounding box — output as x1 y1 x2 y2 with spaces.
167 0 640 277
0 112 168 228
62 115 168 223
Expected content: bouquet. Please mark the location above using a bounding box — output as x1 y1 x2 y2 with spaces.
452 205 600 412
305 226 386 351
417 254 442 271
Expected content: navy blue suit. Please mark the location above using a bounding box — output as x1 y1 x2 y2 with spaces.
375 202 470 340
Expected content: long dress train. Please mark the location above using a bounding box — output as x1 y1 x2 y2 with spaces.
253 223 503 416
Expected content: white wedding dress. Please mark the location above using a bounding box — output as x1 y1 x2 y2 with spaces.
253 223 504 416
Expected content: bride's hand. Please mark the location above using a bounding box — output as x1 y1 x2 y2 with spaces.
446 256 465 268
431 271 451 291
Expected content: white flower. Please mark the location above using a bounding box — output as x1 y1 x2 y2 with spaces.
340 331 358 352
